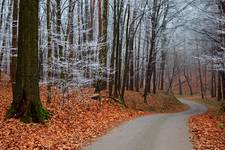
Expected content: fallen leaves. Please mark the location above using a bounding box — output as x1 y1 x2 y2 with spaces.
0 83 149 150
189 110 225 150
124 90 188 113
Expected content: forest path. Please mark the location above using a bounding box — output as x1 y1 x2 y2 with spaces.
83 99 207 150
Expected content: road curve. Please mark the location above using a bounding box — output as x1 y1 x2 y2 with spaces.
83 99 207 150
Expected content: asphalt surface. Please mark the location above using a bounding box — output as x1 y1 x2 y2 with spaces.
83 99 207 150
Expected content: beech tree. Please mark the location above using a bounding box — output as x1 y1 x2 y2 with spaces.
6 0 49 123
95 0 109 94
10 0 18 93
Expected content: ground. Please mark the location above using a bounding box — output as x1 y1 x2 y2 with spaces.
187 96 225 150
0 79 195 150
124 90 188 112
189 111 225 150
0 83 148 150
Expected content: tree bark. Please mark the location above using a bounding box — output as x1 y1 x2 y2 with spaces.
47 0 52 103
144 0 158 102
109 0 117 96
135 26 141 92
0 0 6 80
95 0 108 94
218 71 222 101
222 71 225 100
128 8 136 91
178 69 183 95
0 0 12 81
56 0 62 58
121 4 130 101
184 68 193 95
10 0 19 98
198 61 204 99
6 0 49 123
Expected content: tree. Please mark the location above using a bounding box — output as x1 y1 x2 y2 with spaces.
0 0 6 81
6 0 49 123
0 0 12 81
56 0 62 58
10 0 18 93
184 67 193 95
47 0 52 103
95 0 108 94
144 0 159 102
109 0 117 97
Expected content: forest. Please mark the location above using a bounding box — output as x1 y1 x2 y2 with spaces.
0 0 225 149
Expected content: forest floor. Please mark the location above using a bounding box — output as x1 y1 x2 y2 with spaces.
0 80 187 150
0 83 148 150
185 96 225 150
124 90 189 113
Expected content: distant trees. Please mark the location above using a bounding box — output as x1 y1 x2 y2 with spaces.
217 0 225 101
0 0 223 121
0 0 12 81
182 0 225 101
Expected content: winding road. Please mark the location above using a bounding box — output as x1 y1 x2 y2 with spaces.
83 99 207 150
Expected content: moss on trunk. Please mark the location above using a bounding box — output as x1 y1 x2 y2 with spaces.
218 103 225 115
6 97 50 123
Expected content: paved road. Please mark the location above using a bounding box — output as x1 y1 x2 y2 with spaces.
83 99 207 150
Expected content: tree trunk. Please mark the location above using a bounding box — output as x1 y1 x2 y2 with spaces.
0 0 6 80
56 0 62 58
95 0 108 94
160 51 166 90
10 0 18 90
6 0 49 123
196 41 204 99
128 8 136 91
98 0 102 38
222 71 225 100
47 0 52 103
113 0 122 97
135 26 141 92
121 4 130 101
89 0 96 40
144 0 158 102
184 68 193 95
211 68 216 97
0 52 3 81
109 0 117 96
66 0 74 48
0 0 12 81
218 71 222 101
198 61 204 99
0 0 6 31
178 70 183 95
152 60 157 94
